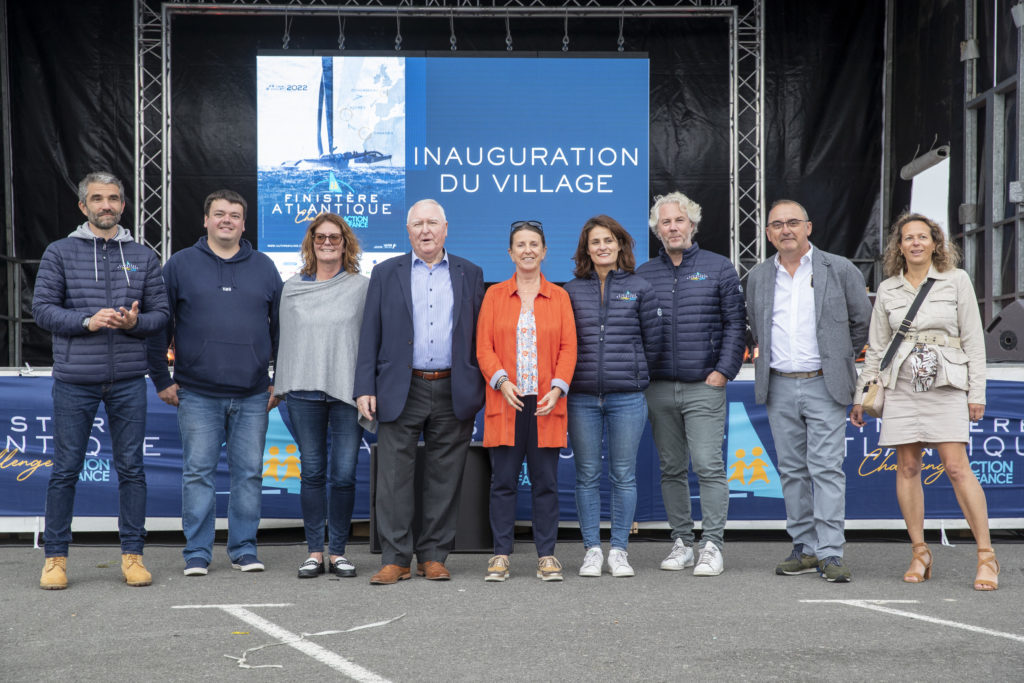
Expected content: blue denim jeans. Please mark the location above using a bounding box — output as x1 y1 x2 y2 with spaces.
568 391 648 551
176 387 269 564
285 395 362 555
45 377 149 556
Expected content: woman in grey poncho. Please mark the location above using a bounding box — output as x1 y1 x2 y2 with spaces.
274 212 369 579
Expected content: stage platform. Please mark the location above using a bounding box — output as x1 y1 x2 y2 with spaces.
2 366 1022 536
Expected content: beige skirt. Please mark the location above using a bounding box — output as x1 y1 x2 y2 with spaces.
878 359 969 447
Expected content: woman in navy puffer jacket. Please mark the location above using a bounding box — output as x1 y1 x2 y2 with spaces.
564 215 662 579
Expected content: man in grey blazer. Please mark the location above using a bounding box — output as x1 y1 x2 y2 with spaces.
745 199 871 582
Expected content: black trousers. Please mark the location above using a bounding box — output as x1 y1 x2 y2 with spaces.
375 376 473 566
488 395 561 557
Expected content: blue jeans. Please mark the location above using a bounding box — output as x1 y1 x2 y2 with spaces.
45 377 148 557
177 387 269 564
286 395 362 555
568 391 648 551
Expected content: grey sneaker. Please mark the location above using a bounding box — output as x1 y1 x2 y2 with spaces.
485 555 510 582
660 538 695 571
579 547 603 577
818 556 852 583
775 547 818 575
693 541 724 576
537 556 563 582
607 548 635 578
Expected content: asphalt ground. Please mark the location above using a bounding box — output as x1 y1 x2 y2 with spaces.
3 529 1022 682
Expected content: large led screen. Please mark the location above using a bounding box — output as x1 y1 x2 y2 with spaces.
257 54 649 281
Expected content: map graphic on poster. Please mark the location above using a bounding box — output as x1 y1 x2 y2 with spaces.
258 56 406 278
257 54 650 281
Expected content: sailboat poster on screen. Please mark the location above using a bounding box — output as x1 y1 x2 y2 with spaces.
256 54 650 282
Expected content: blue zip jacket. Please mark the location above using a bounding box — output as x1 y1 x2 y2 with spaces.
564 270 662 394
148 236 282 398
32 223 169 384
635 243 746 382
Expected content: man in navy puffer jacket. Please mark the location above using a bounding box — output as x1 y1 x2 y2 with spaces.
636 191 746 577
33 172 169 590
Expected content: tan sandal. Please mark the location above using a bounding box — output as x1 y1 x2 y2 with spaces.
974 547 999 591
903 542 932 583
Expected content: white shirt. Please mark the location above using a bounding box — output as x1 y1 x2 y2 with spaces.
769 245 821 372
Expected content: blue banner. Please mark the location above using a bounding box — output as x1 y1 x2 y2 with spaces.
1 376 1021 523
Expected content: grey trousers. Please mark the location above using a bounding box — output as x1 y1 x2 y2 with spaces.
375 376 474 567
645 379 729 549
765 374 847 559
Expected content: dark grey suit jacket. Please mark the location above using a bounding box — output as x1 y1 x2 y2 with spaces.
745 246 871 405
354 251 486 423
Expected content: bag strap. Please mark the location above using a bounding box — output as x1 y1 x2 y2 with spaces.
879 277 936 371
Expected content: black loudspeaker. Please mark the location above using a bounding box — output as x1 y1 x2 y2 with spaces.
369 443 493 554
985 299 1024 361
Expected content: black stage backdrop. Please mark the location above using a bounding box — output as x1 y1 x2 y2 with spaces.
6 0 894 365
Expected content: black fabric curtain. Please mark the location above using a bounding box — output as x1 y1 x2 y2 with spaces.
889 0 963 256
764 0 884 275
6 0 886 366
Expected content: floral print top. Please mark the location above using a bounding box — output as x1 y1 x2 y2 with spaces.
516 308 539 396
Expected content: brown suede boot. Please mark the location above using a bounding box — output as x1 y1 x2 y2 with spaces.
40 556 68 590
121 553 152 587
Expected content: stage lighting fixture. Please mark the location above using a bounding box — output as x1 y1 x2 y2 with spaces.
899 144 950 180
1012 1 1024 29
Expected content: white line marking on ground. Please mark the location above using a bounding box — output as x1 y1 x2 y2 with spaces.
172 603 393 682
802 599 1024 644
172 603 292 609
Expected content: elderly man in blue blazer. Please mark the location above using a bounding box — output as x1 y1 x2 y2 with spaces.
355 198 486 585
745 199 871 583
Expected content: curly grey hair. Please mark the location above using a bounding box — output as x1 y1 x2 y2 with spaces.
648 192 702 237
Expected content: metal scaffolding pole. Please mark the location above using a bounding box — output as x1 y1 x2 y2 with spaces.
1 0 26 368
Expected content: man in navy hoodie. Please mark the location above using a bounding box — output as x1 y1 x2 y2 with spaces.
636 192 746 577
33 172 169 589
148 189 282 576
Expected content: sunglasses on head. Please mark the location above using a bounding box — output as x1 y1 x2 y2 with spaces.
510 220 543 232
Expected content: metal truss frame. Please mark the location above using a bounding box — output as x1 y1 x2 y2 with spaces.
959 0 1024 325
134 0 764 274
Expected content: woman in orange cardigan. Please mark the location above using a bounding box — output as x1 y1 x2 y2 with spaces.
476 220 577 582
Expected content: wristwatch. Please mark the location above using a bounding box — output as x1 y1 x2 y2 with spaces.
82 316 92 330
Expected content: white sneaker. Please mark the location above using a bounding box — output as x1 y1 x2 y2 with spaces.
693 541 724 576
660 538 694 571
579 547 603 577
607 548 635 578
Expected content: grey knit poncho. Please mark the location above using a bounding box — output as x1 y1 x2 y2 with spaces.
273 271 369 407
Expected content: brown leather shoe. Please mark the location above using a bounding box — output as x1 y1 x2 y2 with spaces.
370 564 411 585
419 560 451 581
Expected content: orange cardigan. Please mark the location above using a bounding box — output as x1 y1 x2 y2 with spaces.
476 273 577 448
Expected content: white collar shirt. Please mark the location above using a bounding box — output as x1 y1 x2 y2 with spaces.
769 245 821 372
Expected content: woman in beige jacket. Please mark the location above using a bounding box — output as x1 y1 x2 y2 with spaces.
851 213 997 590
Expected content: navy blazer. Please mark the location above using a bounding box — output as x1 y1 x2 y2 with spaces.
354 251 486 423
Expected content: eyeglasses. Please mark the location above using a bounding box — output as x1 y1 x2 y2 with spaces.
767 219 807 231
510 220 543 232
313 233 343 245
